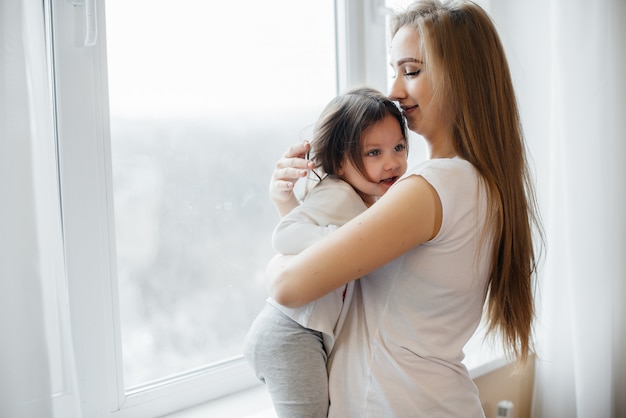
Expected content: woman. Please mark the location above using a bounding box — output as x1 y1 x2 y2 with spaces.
266 0 542 416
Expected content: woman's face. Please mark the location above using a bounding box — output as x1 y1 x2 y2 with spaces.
388 25 447 141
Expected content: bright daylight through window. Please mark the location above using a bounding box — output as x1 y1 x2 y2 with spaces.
104 0 337 389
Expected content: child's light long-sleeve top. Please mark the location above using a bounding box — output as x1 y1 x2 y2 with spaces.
268 175 367 352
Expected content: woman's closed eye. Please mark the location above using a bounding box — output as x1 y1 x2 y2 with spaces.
404 69 421 77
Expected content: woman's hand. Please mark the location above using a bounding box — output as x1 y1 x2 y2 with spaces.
270 141 315 217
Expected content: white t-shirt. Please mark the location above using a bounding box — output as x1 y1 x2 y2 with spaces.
328 158 491 417
268 175 367 353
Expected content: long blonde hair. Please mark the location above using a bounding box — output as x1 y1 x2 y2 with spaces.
391 0 543 365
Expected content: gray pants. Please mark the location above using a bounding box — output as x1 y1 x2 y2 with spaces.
243 303 329 418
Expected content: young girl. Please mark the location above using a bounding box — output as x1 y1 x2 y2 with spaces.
243 87 408 417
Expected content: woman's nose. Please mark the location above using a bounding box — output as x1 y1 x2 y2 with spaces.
388 76 405 101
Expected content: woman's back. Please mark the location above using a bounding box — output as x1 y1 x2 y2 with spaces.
328 158 490 417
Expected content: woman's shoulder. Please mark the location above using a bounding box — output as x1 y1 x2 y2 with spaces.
400 157 484 211
399 157 479 191
403 157 476 179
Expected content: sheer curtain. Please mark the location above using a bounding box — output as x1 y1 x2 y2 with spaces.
0 1 81 417
489 0 626 417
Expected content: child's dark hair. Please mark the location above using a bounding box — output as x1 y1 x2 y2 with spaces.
309 87 407 181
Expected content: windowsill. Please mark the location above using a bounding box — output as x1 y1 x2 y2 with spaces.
165 355 509 418
166 384 276 418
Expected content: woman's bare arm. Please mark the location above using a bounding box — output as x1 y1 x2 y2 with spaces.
268 175 442 308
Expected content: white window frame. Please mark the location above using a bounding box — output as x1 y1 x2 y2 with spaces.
51 0 388 416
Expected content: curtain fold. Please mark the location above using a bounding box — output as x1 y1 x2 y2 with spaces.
486 0 624 416
0 1 82 417
513 0 626 416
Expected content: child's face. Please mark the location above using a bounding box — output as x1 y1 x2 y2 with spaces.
338 114 408 207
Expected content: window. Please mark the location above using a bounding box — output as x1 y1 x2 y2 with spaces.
105 0 337 389
50 0 500 415
52 0 387 415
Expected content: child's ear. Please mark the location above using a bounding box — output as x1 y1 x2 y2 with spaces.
336 164 344 176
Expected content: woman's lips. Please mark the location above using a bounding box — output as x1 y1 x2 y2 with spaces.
403 104 418 115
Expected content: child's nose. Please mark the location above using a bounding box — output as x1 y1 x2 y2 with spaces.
384 154 402 170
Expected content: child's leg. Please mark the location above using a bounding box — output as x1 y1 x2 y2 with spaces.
243 303 329 418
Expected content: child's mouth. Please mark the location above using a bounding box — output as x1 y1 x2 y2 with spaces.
381 176 399 186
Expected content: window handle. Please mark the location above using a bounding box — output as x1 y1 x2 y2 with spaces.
69 0 97 46
84 0 97 46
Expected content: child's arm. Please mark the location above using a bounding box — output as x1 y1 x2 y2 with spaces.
272 178 367 255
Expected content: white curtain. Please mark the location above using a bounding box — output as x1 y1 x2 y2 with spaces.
489 0 626 417
0 1 82 417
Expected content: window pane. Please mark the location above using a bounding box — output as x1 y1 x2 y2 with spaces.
105 0 337 389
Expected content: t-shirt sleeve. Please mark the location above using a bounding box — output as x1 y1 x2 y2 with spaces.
400 158 480 243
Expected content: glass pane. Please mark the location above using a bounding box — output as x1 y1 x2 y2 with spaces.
105 0 337 389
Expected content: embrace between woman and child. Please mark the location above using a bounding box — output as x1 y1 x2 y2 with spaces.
244 1 543 417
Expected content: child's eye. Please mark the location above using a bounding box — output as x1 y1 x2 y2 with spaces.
395 143 407 152
366 149 381 157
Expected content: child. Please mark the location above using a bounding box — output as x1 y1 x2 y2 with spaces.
243 87 408 417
